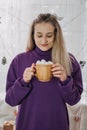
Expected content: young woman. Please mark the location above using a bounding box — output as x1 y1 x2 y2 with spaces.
5 13 83 130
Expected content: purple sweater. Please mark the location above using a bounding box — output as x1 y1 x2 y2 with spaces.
5 47 83 130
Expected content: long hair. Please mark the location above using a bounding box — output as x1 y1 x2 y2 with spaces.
26 13 72 75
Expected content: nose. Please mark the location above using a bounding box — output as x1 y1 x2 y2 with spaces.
41 37 48 44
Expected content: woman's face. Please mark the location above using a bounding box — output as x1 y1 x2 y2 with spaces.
34 22 55 51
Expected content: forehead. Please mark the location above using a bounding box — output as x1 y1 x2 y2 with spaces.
34 22 54 33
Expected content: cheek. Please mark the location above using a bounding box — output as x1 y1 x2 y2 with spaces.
50 42 54 47
48 40 54 47
35 39 41 44
51 38 54 46
49 38 54 43
34 36 39 43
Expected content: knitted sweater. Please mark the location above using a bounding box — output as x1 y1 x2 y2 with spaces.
5 47 83 130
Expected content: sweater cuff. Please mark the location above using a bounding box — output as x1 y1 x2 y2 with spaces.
20 78 29 87
59 76 71 86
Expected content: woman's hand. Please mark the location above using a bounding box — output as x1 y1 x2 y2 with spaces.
52 63 67 81
23 63 35 83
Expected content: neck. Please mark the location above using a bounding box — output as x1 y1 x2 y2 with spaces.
35 46 52 56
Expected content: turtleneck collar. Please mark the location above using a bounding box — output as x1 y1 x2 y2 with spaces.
35 46 52 56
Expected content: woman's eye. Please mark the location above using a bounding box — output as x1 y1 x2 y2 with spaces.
37 35 42 38
47 35 52 38
36 35 53 38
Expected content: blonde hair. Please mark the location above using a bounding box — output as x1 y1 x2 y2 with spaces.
26 13 72 75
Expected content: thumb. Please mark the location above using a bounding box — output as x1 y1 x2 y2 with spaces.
31 63 35 67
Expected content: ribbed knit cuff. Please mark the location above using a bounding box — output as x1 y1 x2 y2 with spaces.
20 78 29 87
59 76 72 86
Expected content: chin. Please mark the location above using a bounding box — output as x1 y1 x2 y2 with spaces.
40 47 51 51
41 49 49 51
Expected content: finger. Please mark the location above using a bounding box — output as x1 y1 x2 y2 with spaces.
52 66 64 72
25 68 31 73
31 63 35 67
26 67 34 73
52 63 60 68
53 74 60 78
52 70 62 75
31 63 36 72
30 71 34 77
24 71 34 80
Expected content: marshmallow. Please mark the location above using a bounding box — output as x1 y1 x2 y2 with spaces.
36 59 53 65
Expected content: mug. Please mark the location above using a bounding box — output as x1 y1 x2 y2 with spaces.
35 64 52 82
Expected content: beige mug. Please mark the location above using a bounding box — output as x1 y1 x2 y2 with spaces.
35 64 52 82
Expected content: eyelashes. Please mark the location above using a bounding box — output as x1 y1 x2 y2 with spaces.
37 35 53 38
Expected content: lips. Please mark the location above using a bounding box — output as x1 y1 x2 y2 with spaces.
41 44 48 46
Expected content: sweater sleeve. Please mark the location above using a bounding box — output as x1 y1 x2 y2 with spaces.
5 56 32 106
59 54 83 105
